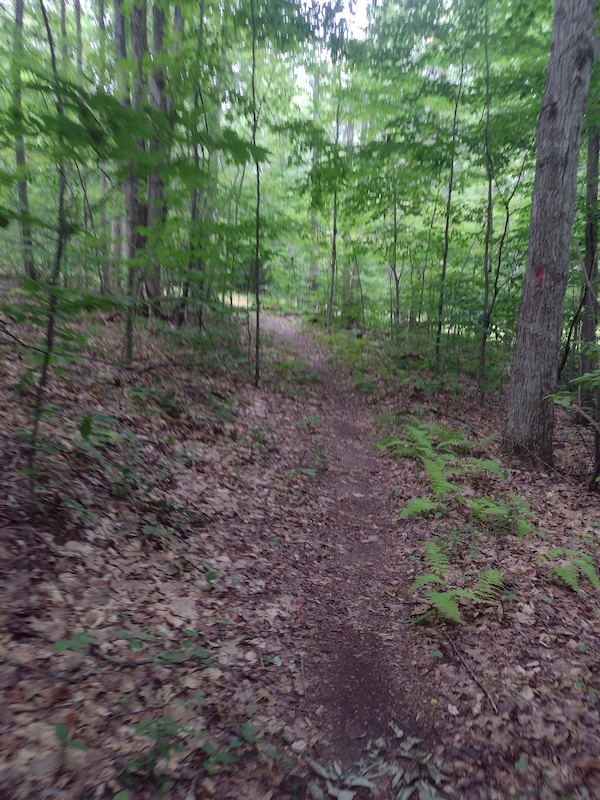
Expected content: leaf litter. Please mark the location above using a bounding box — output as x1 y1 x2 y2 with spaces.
0 314 598 799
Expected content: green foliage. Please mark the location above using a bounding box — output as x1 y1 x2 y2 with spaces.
539 548 600 594
469 495 534 538
53 631 95 653
409 542 505 626
471 569 504 603
423 541 450 577
55 723 87 751
399 497 438 519
422 458 455 499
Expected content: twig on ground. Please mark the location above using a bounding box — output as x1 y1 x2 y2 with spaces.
300 652 307 709
443 634 499 714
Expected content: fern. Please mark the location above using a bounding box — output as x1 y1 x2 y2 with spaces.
572 557 600 589
409 574 446 593
404 424 435 455
423 458 456 499
471 569 504 603
399 497 437 519
423 541 450 576
516 519 533 538
469 458 505 480
428 591 464 624
541 548 600 593
551 566 580 593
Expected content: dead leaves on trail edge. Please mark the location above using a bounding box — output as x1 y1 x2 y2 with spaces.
0 320 328 799
0 315 600 800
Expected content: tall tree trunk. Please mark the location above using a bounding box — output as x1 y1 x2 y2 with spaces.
390 190 400 336
13 0 37 281
476 1 494 403
250 0 260 385
75 0 82 75
581 125 599 407
145 0 167 304
504 0 597 464
435 51 466 371
309 70 320 293
97 0 113 295
327 82 341 333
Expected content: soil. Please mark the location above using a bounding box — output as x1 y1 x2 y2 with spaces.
1 313 599 800
262 316 438 761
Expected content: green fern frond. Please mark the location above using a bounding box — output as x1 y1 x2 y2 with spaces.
551 566 580 593
399 497 437 519
423 458 456 499
404 424 435 455
572 558 600 590
541 547 564 561
409 574 446 593
469 458 505 479
470 497 504 518
428 591 464 624
516 519 533 538
423 541 450 577
471 569 504 603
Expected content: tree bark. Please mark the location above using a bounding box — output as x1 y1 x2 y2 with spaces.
309 70 320 292
504 0 597 464
581 126 599 405
145 0 168 303
13 0 37 281
435 51 466 371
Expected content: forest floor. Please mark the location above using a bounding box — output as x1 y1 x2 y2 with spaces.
1 313 600 800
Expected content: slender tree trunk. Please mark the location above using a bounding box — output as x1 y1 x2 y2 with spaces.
145 0 167 304
477 3 494 403
29 0 69 495
504 0 597 464
250 0 260 385
327 84 341 333
581 126 599 406
309 70 320 293
75 0 82 74
123 0 148 365
435 51 466 371
391 191 400 336
13 0 37 281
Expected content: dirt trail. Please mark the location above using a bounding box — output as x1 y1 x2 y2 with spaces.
262 317 438 775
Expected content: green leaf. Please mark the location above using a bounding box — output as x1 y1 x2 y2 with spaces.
423 459 455 499
550 566 579 593
428 591 464 624
399 497 437 518
409 574 446 593
572 558 600 589
113 792 130 800
79 414 92 440
55 723 70 744
53 631 95 653
66 739 87 750
422 542 450 576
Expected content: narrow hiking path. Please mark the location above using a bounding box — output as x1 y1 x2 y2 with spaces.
261 316 443 792
2 314 599 800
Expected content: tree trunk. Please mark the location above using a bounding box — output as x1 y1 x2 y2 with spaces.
580 126 599 408
309 70 320 293
145 0 167 304
13 0 37 282
327 84 341 333
476 1 494 404
504 0 597 464
435 51 466 371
